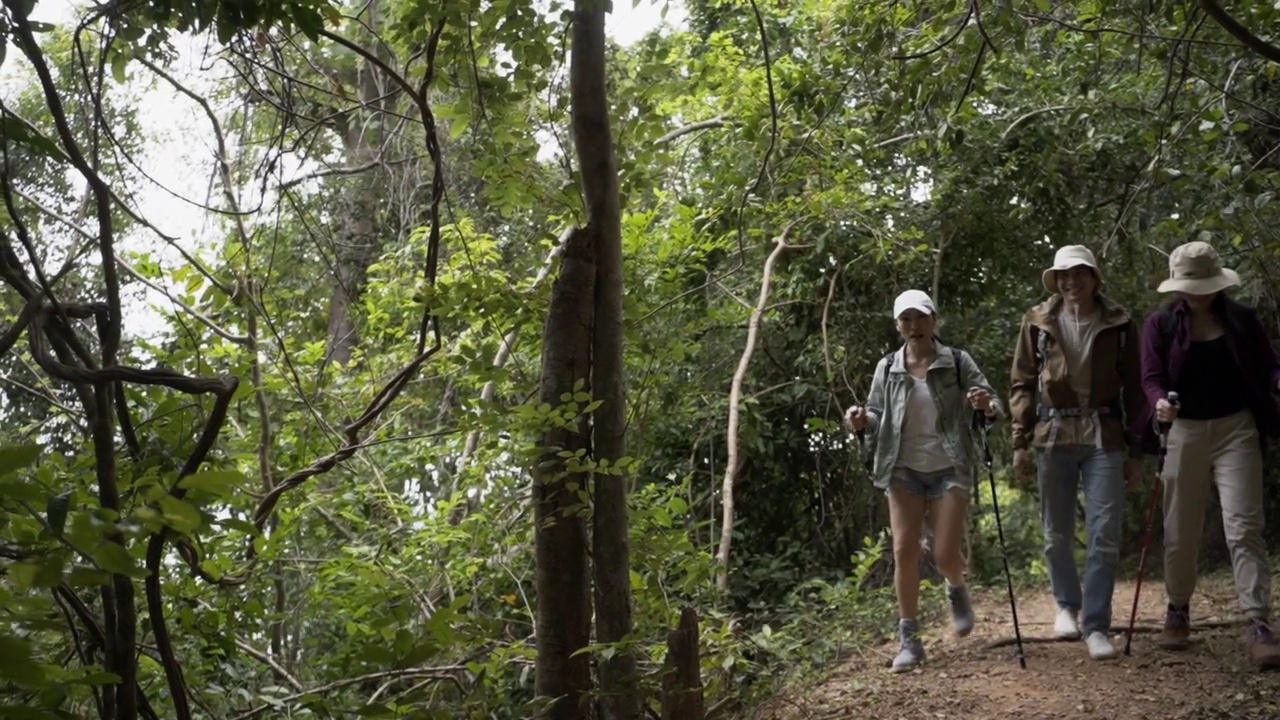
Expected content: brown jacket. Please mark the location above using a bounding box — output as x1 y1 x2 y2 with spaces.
1009 294 1146 456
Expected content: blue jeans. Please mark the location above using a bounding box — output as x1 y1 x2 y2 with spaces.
1037 445 1126 635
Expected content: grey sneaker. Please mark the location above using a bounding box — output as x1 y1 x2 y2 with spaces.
947 583 975 637
892 620 925 672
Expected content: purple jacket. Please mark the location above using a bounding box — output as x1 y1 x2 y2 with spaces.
1134 297 1280 449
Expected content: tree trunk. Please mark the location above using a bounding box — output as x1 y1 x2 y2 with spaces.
569 0 638 717
324 0 391 370
325 170 378 368
534 227 596 720
661 607 704 720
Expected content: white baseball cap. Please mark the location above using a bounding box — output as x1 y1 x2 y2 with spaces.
892 289 936 318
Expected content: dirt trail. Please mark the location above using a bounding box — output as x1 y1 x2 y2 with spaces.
762 571 1280 720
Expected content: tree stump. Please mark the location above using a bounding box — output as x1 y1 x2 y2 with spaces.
661 607 704 720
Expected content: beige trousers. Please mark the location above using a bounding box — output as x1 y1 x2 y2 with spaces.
1161 409 1270 618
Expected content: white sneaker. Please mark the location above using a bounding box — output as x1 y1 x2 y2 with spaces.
1086 631 1118 660
1054 608 1081 639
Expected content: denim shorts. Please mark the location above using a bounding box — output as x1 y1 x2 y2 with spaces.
888 466 970 501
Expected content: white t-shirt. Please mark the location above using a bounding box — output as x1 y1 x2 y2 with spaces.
895 374 952 473
1056 307 1102 403
1054 307 1104 446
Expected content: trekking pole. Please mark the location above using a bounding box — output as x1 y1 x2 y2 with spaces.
1124 391 1179 656
974 410 1027 669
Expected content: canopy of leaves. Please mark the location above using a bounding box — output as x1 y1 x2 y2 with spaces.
3 0 1280 716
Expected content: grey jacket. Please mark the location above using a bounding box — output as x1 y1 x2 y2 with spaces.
862 341 1006 490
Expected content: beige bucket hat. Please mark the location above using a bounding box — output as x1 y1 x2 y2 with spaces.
1041 245 1102 295
1157 241 1241 295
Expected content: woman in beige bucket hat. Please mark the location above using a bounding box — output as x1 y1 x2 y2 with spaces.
1138 241 1280 669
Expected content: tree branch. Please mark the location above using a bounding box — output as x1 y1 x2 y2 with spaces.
1198 0 1280 64
234 637 305 692
656 117 728 144
715 219 805 592
230 666 467 720
892 5 972 60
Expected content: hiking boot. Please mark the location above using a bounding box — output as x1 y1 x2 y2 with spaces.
891 619 925 673
1054 608 1081 640
946 583 975 637
1085 631 1118 660
1247 619 1280 670
1156 605 1191 650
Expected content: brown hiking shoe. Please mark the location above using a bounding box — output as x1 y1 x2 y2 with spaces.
1155 605 1190 650
1248 619 1280 670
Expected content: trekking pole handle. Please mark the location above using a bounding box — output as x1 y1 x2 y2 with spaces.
1160 392 1180 431
972 409 994 465
1158 391 1179 445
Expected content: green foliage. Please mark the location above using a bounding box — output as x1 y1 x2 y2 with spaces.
9 0 1280 716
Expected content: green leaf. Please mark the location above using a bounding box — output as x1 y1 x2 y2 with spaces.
0 117 66 163
46 491 71 537
8 562 39 591
157 495 203 534
0 634 44 684
111 52 128 85
0 444 41 476
94 542 148 579
72 671 122 685
0 479 47 503
177 470 245 499
65 566 110 588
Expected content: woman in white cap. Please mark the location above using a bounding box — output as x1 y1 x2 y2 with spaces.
1138 241 1280 669
1008 244 1145 661
845 289 1005 672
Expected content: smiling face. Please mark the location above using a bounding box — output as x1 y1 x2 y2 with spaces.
895 308 936 343
1055 265 1098 303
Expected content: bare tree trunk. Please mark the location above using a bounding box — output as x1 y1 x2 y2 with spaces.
534 228 595 720
715 225 803 593
324 0 392 370
661 608 704 720
569 0 638 717
325 171 378 367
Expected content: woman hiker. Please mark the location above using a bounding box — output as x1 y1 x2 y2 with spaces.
845 289 1006 672
1137 240 1280 669
1008 244 1146 661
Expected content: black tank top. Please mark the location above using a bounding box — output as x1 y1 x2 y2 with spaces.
1173 335 1248 420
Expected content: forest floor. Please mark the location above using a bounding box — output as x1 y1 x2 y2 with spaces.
760 567 1280 719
